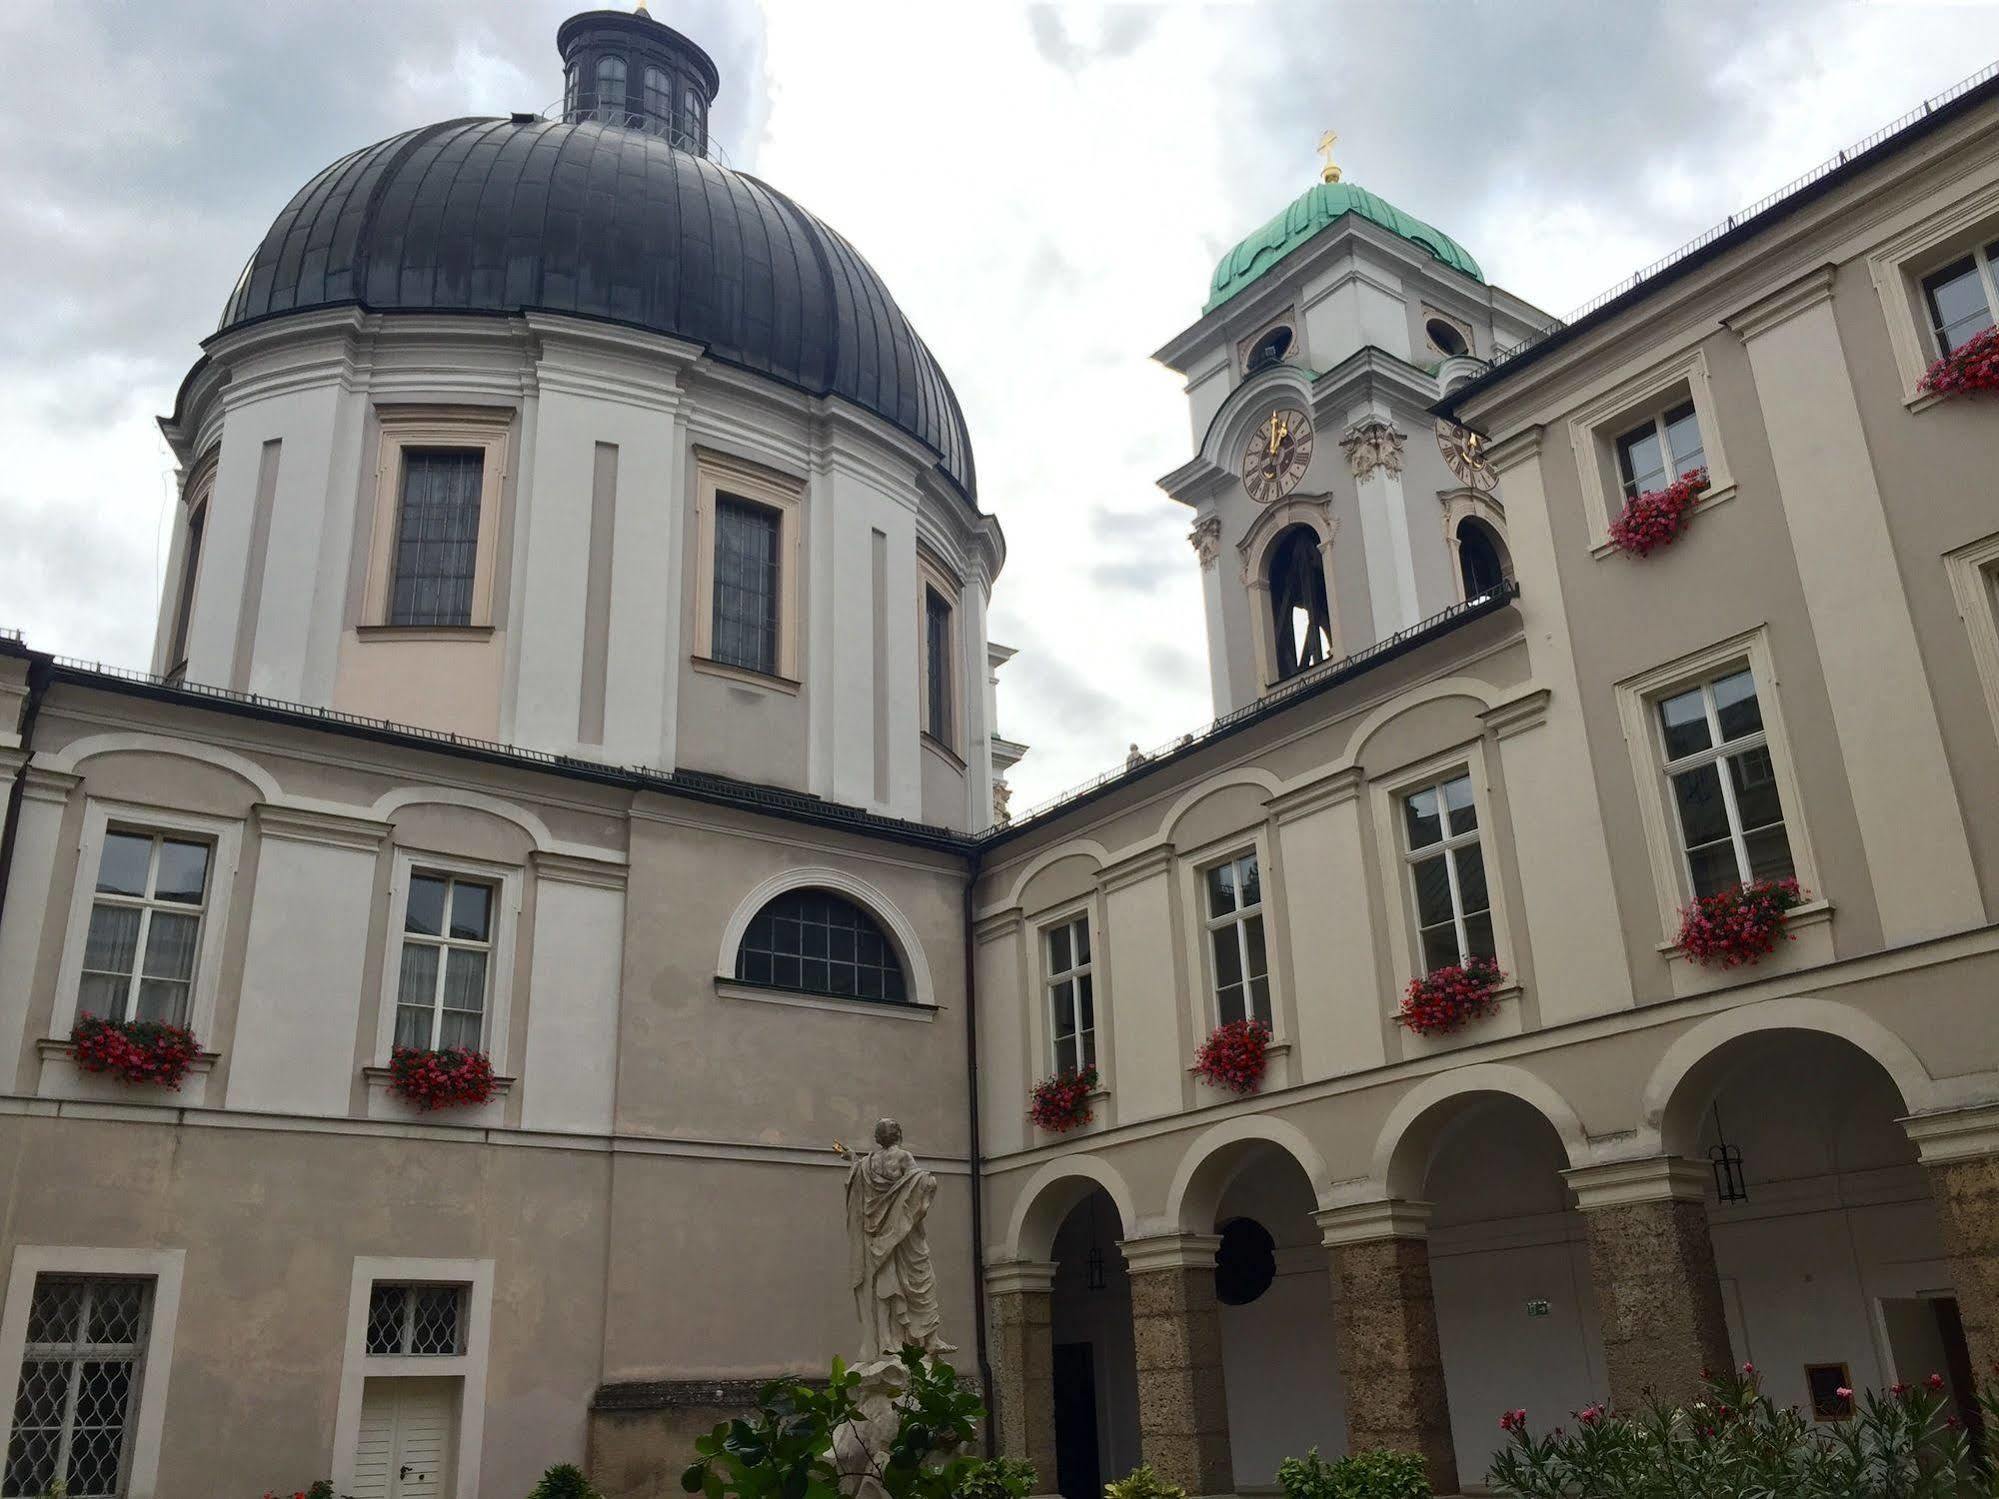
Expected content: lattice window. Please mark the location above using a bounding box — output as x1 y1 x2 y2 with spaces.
735 890 907 1003
3 1276 151 1498
365 1284 466 1358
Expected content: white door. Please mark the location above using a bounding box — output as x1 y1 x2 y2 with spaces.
351 1377 456 1499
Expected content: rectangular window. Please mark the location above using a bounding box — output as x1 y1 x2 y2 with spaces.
1202 851 1270 1027
3 1275 152 1498
166 500 205 673
1921 244 1999 355
1044 916 1094 1075
77 831 211 1027
1402 772 1496 974
925 586 954 747
388 448 485 628
1615 399 1705 500
394 874 494 1052
711 495 782 676
364 1283 467 1358
1656 668 1795 899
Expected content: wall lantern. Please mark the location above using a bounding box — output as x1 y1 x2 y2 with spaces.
1709 1104 1749 1204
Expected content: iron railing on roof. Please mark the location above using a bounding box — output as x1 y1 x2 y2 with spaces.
1487 59 1999 370
982 580 1520 838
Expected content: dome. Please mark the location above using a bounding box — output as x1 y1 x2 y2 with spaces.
1205 180 1484 315
217 115 977 500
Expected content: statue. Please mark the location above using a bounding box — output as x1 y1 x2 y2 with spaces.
838 1118 956 1364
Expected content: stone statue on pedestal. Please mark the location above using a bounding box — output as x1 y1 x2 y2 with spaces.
839 1118 956 1364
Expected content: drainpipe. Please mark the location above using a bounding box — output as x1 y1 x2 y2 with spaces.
963 868 995 1456
0 652 52 941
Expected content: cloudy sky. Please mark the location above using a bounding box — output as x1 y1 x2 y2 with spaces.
1 2 1993 810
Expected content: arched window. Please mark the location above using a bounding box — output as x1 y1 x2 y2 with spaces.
681 86 706 150
594 56 626 118
1268 525 1333 679
643 66 671 130
735 889 907 1003
1456 517 1510 598
1246 325 1292 372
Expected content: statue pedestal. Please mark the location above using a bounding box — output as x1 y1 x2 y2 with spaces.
830 1356 972 1499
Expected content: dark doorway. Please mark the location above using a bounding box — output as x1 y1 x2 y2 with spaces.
1936 1297 1985 1459
1053 1341 1101 1499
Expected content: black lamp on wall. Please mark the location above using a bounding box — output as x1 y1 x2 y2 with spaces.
1709 1103 1749 1204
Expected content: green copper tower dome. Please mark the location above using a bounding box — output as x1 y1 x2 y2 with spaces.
1206 179 1484 314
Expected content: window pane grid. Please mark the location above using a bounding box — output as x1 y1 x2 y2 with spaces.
4 1276 150 1499
1922 250 1999 355
1616 400 1706 500
1402 774 1493 973
1202 853 1271 1027
1044 917 1095 1073
389 449 483 627
925 587 954 747
395 874 494 1052
712 496 781 675
735 890 906 1003
1657 670 1795 900
79 833 210 1027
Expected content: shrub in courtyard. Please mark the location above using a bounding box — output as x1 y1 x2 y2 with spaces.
1607 468 1708 557
681 1347 997 1499
529 1465 604 1499
1920 325 1999 398
71 1014 202 1088
1487 1364 1999 1498
260 1484 340 1499
387 1044 497 1110
1277 1446 1430 1499
1396 957 1507 1037
1193 1019 1271 1094
949 1457 1036 1499
1103 1465 1186 1499
1675 877 1803 969
1028 1065 1099 1133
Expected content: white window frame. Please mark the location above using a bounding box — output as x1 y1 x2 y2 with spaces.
365 1281 471 1359
333 1256 493 1499
1370 742 1517 996
360 409 511 633
1917 243 1999 356
1652 670 1793 899
690 448 803 689
1397 770 1494 973
0 1247 184 1499
1865 181 1999 406
1194 846 1274 1031
72 828 216 1030
1945 531 1999 747
1611 394 1707 501
392 870 499 1053
52 802 241 1044
373 850 520 1070
1615 628 1821 940
918 551 963 756
1565 345 1736 555
1040 910 1096 1076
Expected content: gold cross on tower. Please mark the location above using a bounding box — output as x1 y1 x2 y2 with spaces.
1318 129 1342 184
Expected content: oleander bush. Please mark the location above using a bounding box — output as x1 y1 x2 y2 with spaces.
1278 1445 1431 1499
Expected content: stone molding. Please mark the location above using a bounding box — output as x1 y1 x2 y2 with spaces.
1487 423 1546 475
1101 844 1177 896
1902 1102 1999 1166
1269 765 1365 823
1314 1199 1433 1246
528 849 628 890
1723 262 1839 344
1340 419 1407 481
1480 686 1554 742
972 908 1025 946
252 803 394 852
1563 1154 1709 1210
984 1259 1059 1296
19 767 82 806
1188 515 1222 569
1119 1233 1221 1275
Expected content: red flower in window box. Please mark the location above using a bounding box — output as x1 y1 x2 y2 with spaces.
1396 957 1508 1037
387 1046 496 1111
1192 1019 1272 1095
1028 1066 1099 1134
1676 878 1804 969
1919 326 1999 398
1607 467 1709 557
69 1015 202 1088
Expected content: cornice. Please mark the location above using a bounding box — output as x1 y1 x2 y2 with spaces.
1480 686 1553 742
252 803 393 853
973 908 1025 946
529 849 628 891
1314 1199 1434 1246
1901 1101 1999 1166
1561 1155 1709 1210
1100 843 1177 895
983 1258 1059 1296
1118 1233 1221 1275
1269 765 1365 822
1487 424 1547 475
1723 262 1839 343
20 767 83 806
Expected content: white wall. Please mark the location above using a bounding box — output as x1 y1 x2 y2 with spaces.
519 874 626 1135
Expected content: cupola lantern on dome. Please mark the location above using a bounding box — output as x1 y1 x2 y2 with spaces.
556 5 720 154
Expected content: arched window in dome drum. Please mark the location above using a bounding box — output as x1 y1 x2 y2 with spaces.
564 61 580 118
1456 517 1510 599
594 56 626 120
1268 525 1333 680
735 890 908 1004
643 66 671 132
680 86 706 151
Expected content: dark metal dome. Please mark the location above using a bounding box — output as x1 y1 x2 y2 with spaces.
217 116 977 499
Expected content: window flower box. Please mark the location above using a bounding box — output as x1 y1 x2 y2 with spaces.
69 1016 203 1089
1676 877 1804 969
1193 1019 1272 1095
1396 957 1509 1037
1919 325 1999 398
387 1045 498 1111
1029 1066 1099 1134
1608 467 1708 557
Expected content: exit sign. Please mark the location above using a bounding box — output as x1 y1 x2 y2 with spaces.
1526 1299 1551 1318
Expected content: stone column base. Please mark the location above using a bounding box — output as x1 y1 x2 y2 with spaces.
1906 1105 1999 1378
985 1261 1060 1488
1315 1202 1458 1496
1121 1235 1233 1497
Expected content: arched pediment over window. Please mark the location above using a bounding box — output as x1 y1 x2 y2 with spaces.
734 887 909 1005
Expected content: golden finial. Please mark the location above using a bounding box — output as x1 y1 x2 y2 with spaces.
1318 129 1342 184
634 0 649 12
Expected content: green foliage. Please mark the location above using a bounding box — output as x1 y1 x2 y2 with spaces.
1102 1465 1186 1499
680 1348 1004 1499
949 1457 1036 1499
1277 1448 1430 1499
529 1465 605 1499
1487 1366 1999 1499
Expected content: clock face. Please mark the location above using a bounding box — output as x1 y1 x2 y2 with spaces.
1437 418 1497 492
1240 407 1313 504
